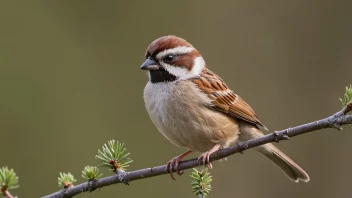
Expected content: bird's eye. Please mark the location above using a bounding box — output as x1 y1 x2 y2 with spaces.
164 54 175 62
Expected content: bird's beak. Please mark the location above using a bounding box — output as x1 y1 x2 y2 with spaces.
140 58 160 70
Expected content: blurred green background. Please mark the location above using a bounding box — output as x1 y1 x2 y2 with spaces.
1 1 352 197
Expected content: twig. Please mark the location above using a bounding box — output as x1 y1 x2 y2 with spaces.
42 102 352 198
3 190 15 198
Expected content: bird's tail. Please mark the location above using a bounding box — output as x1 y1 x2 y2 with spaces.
239 123 309 182
256 143 310 182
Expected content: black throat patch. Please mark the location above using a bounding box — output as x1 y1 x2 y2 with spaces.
149 68 177 83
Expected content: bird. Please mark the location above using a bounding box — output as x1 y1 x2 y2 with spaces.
140 35 309 182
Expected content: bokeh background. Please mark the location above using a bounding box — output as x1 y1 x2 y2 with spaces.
1 1 352 197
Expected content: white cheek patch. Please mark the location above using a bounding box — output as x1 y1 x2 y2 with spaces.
161 62 200 81
162 63 189 78
156 46 195 59
160 56 206 81
191 56 205 75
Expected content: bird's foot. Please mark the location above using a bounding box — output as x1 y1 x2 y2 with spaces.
165 150 192 180
197 144 220 169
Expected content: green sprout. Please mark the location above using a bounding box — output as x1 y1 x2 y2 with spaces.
190 168 212 197
340 85 352 106
95 139 133 172
58 172 77 188
0 167 19 194
82 166 102 180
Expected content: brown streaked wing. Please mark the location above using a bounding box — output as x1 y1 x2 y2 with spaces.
192 68 267 130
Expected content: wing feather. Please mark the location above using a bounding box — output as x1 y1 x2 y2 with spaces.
192 68 267 130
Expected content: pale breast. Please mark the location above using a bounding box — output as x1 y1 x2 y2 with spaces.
143 80 240 152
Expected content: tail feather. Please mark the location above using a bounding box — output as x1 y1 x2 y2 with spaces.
257 143 310 182
239 122 310 182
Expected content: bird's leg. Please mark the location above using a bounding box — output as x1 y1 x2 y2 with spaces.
166 150 192 180
197 144 220 169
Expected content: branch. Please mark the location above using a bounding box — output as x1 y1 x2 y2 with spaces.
43 103 352 198
3 190 15 198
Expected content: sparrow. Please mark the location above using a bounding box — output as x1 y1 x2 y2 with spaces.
140 35 309 182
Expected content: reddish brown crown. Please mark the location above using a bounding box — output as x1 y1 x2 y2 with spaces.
144 36 201 71
145 35 193 58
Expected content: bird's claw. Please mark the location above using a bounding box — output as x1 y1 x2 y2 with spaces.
165 157 184 180
197 152 213 169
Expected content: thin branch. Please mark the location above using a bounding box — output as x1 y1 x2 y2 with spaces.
42 103 352 198
3 190 15 198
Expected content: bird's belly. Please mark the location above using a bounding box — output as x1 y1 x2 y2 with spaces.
144 82 240 152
